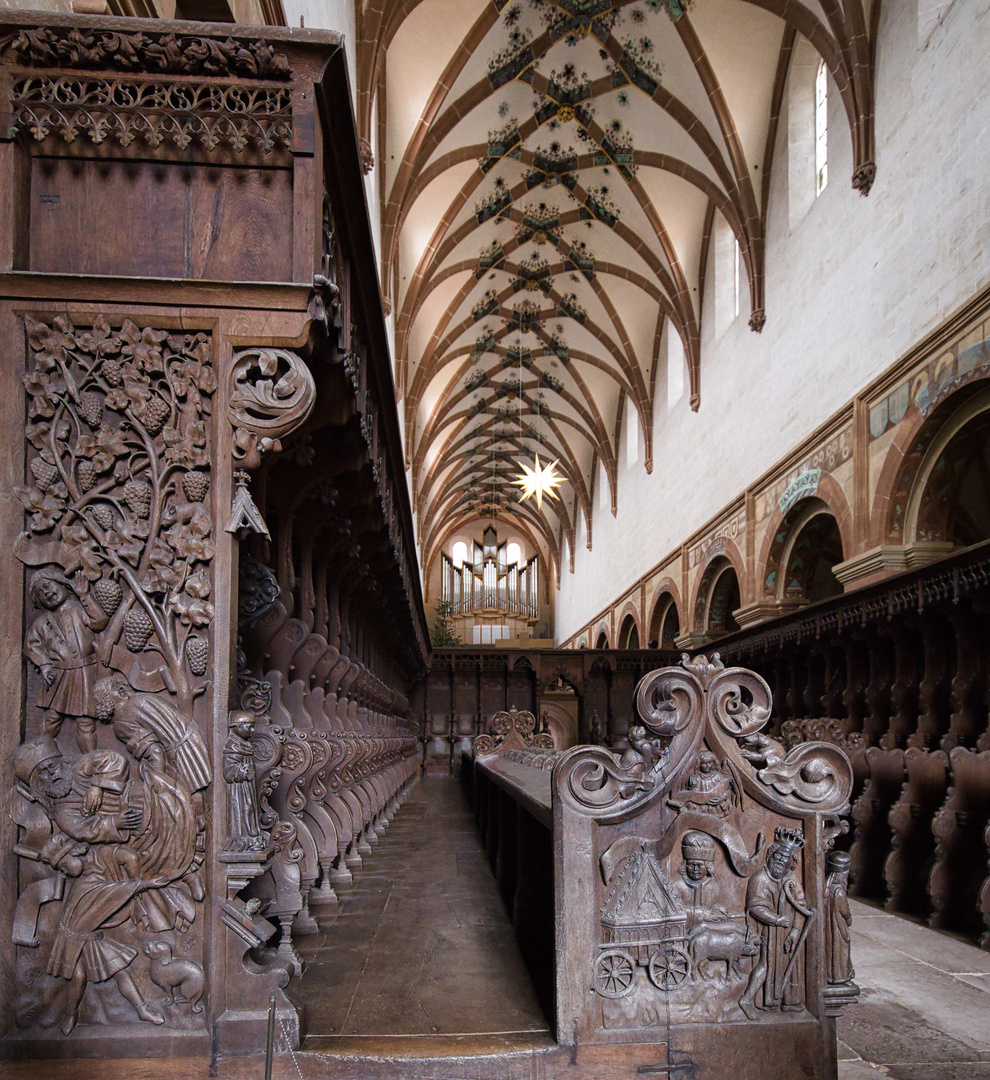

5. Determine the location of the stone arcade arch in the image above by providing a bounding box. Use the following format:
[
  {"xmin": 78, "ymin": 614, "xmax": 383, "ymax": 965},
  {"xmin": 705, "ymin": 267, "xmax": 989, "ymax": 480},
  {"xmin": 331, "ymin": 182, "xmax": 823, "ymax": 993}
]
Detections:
[
  {"xmin": 761, "ymin": 497, "xmax": 846, "ymax": 610},
  {"xmin": 618, "ymin": 609, "xmax": 640, "ymax": 649},
  {"xmin": 696, "ymin": 557, "xmax": 742, "ymax": 639}
]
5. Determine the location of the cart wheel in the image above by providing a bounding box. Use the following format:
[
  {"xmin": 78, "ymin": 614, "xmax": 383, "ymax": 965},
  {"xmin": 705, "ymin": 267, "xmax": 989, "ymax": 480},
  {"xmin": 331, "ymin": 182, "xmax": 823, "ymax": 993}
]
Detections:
[
  {"xmin": 648, "ymin": 944, "xmax": 691, "ymax": 990},
  {"xmin": 595, "ymin": 949, "xmax": 636, "ymax": 998}
]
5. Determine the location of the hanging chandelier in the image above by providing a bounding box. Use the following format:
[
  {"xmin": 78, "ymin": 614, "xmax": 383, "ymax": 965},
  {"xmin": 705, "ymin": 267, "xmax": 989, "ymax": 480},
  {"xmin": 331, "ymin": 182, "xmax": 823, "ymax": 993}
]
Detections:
[{"xmin": 512, "ymin": 453, "xmax": 564, "ymax": 511}]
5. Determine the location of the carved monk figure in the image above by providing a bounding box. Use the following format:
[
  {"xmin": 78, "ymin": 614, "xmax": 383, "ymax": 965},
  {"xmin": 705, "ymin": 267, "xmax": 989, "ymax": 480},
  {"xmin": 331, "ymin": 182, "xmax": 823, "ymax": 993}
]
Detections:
[
  {"xmin": 13, "ymin": 736, "xmax": 167, "ymax": 1035},
  {"xmin": 669, "ymin": 750, "xmax": 736, "ymax": 817},
  {"xmin": 824, "ymin": 850, "xmax": 854, "ymax": 985},
  {"xmin": 670, "ymin": 831, "xmax": 727, "ymax": 929},
  {"xmin": 739, "ymin": 827, "xmax": 811, "ymax": 1019},
  {"xmin": 94, "ymin": 675, "xmax": 211, "ymax": 793},
  {"xmin": 222, "ymin": 710, "xmax": 269, "ymax": 852},
  {"xmin": 24, "ymin": 569, "xmax": 108, "ymax": 753}
]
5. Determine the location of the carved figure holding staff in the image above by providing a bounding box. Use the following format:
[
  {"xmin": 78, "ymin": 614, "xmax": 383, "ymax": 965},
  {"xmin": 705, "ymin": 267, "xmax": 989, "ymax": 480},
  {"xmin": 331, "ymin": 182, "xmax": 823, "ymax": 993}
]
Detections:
[{"xmin": 739, "ymin": 827, "xmax": 813, "ymax": 1019}]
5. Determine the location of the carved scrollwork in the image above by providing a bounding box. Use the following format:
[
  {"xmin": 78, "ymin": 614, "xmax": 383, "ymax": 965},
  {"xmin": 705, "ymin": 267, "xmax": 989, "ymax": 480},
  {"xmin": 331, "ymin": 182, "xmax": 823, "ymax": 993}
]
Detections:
[
  {"xmin": 753, "ymin": 743, "xmax": 854, "ymax": 814},
  {"xmin": 635, "ymin": 666, "xmax": 702, "ymax": 738},
  {"xmin": 555, "ymin": 746, "xmax": 656, "ymax": 814},
  {"xmin": 238, "ymin": 556, "xmax": 280, "ymax": 625},
  {"xmin": 474, "ymin": 707, "xmax": 556, "ymax": 757},
  {"xmin": 5, "ymin": 26, "xmax": 292, "ymax": 79},
  {"xmin": 706, "ymin": 665, "xmax": 772, "ymax": 739},
  {"xmin": 227, "ymin": 348, "xmax": 316, "ymax": 470}
]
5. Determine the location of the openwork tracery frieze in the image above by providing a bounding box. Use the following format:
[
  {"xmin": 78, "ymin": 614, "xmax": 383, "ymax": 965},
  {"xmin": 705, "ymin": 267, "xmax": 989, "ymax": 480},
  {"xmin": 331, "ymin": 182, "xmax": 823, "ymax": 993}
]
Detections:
[{"xmin": 10, "ymin": 76, "xmax": 293, "ymax": 153}]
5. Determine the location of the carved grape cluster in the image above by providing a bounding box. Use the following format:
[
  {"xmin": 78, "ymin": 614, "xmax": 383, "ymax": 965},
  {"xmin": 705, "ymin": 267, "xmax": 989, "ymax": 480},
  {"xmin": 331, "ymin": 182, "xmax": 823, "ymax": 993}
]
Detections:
[{"xmin": 16, "ymin": 315, "xmax": 217, "ymax": 696}]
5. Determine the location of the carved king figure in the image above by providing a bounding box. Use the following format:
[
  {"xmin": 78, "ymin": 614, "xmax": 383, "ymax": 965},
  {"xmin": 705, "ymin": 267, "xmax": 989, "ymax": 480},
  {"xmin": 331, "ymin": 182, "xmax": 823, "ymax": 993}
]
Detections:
[{"xmin": 739, "ymin": 827, "xmax": 812, "ymax": 1018}]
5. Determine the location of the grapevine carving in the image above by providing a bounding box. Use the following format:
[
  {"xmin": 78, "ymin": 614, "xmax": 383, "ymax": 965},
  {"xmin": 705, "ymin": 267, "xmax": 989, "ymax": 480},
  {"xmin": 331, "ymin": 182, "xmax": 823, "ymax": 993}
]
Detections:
[{"xmin": 16, "ymin": 315, "xmax": 216, "ymax": 713}]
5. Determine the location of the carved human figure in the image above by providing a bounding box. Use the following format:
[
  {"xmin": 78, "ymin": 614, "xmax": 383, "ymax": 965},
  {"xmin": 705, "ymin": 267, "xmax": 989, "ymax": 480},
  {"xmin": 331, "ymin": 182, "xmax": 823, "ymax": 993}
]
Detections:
[
  {"xmin": 620, "ymin": 724, "xmax": 665, "ymax": 771},
  {"xmin": 94, "ymin": 675, "xmax": 208, "ymax": 922},
  {"xmin": 24, "ymin": 569, "xmax": 108, "ymax": 753},
  {"xmin": 670, "ymin": 831, "xmax": 727, "ymax": 930},
  {"xmin": 824, "ymin": 850, "xmax": 854, "ymax": 985},
  {"xmin": 222, "ymin": 710, "xmax": 269, "ymax": 852},
  {"xmin": 13, "ymin": 736, "xmax": 168, "ymax": 1035},
  {"xmin": 590, "ymin": 711, "xmax": 603, "ymax": 746},
  {"xmin": 669, "ymin": 750, "xmax": 736, "ymax": 817},
  {"xmin": 94, "ymin": 675, "xmax": 211, "ymax": 793},
  {"xmin": 739, "ymin": 827, "xmax": 812, "ymax": 1019}
]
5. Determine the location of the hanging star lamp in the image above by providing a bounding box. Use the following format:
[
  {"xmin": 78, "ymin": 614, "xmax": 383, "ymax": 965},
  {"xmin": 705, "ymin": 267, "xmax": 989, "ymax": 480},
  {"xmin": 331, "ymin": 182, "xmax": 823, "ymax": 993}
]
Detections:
[{"xmin": 512, "ymin": 453, "xmax": 564, "ymax": 511}]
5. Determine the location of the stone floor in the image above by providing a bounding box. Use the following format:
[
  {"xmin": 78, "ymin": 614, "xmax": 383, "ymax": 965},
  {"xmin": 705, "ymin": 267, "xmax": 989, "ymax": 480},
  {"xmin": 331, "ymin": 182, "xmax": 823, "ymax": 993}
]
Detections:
[
  {"xmin": 836, "ymin": 900, "xmax": 990, "ymax": 1079},
  {"xmin": 3, "ymin": 778, "xmax": 990, "ymax": 1078}
]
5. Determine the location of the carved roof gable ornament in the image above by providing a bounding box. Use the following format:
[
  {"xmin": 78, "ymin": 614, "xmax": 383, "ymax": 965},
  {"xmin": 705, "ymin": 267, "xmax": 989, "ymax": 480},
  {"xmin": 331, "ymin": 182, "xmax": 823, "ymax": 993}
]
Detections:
[
  {"xmin": 474, "ymin": 706, "xmax": 554, "ymax": 756},
  {"xmin": 225, "ymin": 470, "xmax": 269, "ymax": 539}
]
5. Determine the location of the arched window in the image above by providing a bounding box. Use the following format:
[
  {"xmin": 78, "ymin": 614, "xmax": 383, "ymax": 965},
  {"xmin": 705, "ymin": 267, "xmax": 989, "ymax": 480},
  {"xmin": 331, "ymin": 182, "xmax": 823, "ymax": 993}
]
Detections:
[
  {"xmin": 452, "ymin": 540, "xmax": 468, "ymax": 568},
  {"xmin": 505, "ymin": 542, "xmax": 522, "ymax": 567},
  {"xmin": 626, "ymin": 400, "xmax": 639, "ymax": 465},
  {"xmin": 815, "ymin": 59, "xmax": 828, "ymax": 195},
  {"xmin": 733, "ymin": 238, "xmax": 741, "ymax": 319}
]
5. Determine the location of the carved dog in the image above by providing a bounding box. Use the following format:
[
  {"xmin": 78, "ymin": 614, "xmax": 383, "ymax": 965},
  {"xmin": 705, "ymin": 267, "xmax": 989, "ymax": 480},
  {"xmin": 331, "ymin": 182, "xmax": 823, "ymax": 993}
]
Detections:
[
  {"xmin": 688, "ymin": 924, "xmax": 759, "ymax": 980},
  {"xmin": 144, "ymin": 941, "xmax": 205, "ymax": 1012}
]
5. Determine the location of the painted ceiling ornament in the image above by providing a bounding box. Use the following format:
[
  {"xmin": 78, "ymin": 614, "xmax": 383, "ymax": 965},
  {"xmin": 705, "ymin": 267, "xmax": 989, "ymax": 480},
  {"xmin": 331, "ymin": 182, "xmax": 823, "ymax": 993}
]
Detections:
[{"xmin": 512, "ymin": 453, "xmax": 564, "ymax": 510}]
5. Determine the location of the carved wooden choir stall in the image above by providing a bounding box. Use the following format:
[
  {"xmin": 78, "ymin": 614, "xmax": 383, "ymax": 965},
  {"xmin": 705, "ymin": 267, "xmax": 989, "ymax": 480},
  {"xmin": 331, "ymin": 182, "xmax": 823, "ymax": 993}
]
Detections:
[
  {"xmin": 0, "ymin": 12, "xmax": 427, "ymax": 1060},
  {"xmin": 713, "ymin": 540, "xmax": 990, "ymax": 950},
  {"xmin": 465, "ymin": 656, "xmax": 857, "ymax": 1078}
]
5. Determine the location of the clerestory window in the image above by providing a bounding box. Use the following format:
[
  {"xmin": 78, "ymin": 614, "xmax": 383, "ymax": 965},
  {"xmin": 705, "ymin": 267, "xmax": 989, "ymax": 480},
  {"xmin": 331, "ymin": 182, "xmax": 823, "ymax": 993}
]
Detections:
[{"xmin": 815, "ymin": 59, "xmax": 828, "ymax": 195}]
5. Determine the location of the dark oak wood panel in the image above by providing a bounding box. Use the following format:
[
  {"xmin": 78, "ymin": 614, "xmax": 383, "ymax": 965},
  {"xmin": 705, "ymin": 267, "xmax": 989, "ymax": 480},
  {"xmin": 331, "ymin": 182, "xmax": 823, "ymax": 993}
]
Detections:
[{"xmin": 30, "ymin": 157, "xmax": 292, "ymax": 281}]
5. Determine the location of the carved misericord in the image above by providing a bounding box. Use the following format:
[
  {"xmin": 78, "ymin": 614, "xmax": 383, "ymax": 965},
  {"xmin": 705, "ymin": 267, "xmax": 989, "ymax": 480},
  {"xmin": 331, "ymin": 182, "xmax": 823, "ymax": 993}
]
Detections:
[
  {"xmin": 474, "ymin": 706, "xmax": 555, "ymax": 756},
  {"xmin": 4, "ymin": 26, "xmax": 292, "ymax": 79},
  {"xmin": 10, "ymin": 77, "xmax": 292, "ymax": 154},
  {"xmin": 555, "ymin": 654, "xmax": 856, "ymax": 1034},
  {"xmin": 227, "ymin": 347, "xmax": 317, "ymax": 470},
  {"xmin": 12, "ymin": 315, "xmax": 215, "ymax": 1036}
]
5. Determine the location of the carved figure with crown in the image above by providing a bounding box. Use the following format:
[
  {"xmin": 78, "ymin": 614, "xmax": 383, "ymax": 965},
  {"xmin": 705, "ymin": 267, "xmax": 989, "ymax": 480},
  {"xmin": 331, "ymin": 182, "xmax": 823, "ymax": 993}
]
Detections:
[{"xmin": 738, "ymin": 826, "xmax": 813, "ymax": 1018}]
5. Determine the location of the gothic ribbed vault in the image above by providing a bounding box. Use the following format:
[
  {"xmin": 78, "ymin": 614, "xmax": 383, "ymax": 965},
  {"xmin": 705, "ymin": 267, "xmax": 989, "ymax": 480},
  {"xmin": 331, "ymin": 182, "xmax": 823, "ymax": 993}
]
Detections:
[{"xmin": 357, "ymin": 0, "xmax": 877, "ymax": 583}]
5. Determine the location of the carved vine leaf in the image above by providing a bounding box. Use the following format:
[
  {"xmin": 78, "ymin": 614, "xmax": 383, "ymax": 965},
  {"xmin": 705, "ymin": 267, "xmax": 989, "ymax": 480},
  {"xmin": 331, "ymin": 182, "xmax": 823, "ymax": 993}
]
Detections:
[
  {"xmin": 18, "ymin": 315, "xmax": 216, "ymax": 708},
  {"xmin": 6, "ymin": 27, "xmax": 292, "ymax": 79}
]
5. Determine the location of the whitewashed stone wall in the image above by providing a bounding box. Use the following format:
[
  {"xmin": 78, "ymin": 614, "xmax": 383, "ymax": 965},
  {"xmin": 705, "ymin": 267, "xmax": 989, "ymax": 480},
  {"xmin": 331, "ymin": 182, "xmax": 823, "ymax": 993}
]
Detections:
[{"xmin": 557, "ymin": 0, "xmax": 990, "ymax": 642}]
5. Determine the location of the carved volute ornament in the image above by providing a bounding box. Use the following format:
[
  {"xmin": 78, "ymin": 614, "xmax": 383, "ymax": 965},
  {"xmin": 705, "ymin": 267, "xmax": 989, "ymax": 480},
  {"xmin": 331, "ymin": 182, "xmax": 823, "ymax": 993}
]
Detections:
[
  {"xmin": 553, "ymin": 654, "xmax": 856, "ymax": 1043},
  {"xmin": 227, "ymin": 347, "xmax": 317, "ymax": 470}
]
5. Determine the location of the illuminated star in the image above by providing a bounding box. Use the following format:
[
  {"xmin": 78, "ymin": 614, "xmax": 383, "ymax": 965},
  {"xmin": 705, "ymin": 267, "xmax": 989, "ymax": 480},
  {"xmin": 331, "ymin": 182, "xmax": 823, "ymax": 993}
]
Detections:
[{"xmin": 512, "ymin": 454, "xmax": 564, "ymax": 510}]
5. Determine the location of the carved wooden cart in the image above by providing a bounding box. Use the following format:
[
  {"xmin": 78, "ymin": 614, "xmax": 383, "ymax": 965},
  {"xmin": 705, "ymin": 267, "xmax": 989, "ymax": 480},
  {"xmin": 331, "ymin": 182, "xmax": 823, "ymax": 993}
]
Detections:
[{"xmin": 595, "ymin": 910, "xmax": 693, "ymax": 996}]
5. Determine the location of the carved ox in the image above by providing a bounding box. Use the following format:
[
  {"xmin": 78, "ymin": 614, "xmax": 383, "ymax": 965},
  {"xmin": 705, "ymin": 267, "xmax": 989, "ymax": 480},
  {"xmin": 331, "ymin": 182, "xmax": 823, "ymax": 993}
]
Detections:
[{"xmin": 688, "ymin": 923, "xmax": 759, "ymax": 981}]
